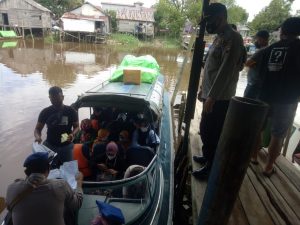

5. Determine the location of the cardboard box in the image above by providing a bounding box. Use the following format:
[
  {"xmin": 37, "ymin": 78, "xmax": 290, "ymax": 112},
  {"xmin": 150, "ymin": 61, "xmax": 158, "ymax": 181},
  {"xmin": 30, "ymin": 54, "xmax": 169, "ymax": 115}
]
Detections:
[{"xmin": 123, "ymin": 69, "xmax": 141, "ymax": 85}]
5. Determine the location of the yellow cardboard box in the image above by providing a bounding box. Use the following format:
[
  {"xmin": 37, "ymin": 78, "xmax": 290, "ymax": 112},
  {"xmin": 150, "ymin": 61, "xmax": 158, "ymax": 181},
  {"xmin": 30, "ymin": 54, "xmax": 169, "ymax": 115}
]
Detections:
[{"xmin": 123, "ymin": 69, "xmax": 141, "ymax": 85}]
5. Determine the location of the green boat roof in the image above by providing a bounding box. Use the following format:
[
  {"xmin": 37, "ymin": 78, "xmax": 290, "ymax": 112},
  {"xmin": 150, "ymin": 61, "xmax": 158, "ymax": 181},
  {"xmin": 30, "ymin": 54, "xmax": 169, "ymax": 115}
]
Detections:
[{"xmin": 73, "ymin": 75, "xmax": 164, "ymax": 117}]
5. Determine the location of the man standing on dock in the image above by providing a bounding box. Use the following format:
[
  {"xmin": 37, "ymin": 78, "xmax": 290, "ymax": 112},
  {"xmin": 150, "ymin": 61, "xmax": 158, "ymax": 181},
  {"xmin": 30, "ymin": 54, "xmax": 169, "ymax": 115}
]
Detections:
[
  {"xmin": 244, "ymin": 30, "xmax": 270, "ymax": 99},
  {"xmin": 34, "ymin": 86, "xmax": 79, "ymax": 166},
  {"xmin": 253, "ymin": 17, "xmax": 300, "ymax": 177},
  {"xmin": 192, "ymin": 3, "xmax": 245, "ymax": 180}
]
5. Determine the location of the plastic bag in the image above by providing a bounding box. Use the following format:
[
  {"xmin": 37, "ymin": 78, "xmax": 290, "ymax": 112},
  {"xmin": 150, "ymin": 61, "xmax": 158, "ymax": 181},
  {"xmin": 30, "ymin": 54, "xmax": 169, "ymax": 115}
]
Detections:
[
  {"xmin": 32, "ymin": 142, "xmax": 57, "ymax": 160},
  {"xmin": 110, "ymin": 55, "xmax": 160, "ymax": 84}
]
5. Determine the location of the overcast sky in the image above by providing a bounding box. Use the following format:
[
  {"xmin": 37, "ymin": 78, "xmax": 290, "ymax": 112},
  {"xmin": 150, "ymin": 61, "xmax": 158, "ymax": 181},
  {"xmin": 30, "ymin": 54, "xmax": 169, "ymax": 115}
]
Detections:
[{"xmin": 89, "ymin": 0, "xmax": 300, "ymax": 21}]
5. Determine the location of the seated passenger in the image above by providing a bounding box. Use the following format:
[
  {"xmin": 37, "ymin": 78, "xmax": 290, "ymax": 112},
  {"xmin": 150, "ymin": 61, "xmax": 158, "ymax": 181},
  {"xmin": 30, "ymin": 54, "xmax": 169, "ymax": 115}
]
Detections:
[
  {"xmin": 93, "ymin": 141, "xmax": 125, "ymax": 181},
  {"xmin": 91, "ymin": 107, "xmax": 102, "ymax": 131},
  {"xmin": 122, "ymin": 165, "xmax": 146, "ymax": 198},
  {"xmin": 93, "ymin": 129, "xmax": 110, "ymax": 146},
  {"xmin": 118, "ymin": 130, "xmax": 131, "ymax": 154},
  {"xmin": 73, "ymin": 119, "xmax": 95, "ymax": 144},
  {"xmin": 131, "ymin": 118, "xmax": 160, "ymax": 152}
]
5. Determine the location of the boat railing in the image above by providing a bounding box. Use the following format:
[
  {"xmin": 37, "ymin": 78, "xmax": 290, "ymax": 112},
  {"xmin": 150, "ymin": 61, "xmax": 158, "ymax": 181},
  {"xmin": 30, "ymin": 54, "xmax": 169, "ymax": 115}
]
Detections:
[
  {"xmin": 85, "ymin": 79, "xmax": 111, "ymax": 93},
  {"xmin": 78, "ymin": 155, "xmax": 159, "ymax": 224}
]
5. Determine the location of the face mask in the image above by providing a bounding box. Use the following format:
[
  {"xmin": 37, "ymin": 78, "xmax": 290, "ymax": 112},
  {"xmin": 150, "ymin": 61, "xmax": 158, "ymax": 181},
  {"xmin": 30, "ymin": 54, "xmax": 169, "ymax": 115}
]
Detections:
[
  {"xmin": 140, "ymin": 127, "xmax": 148, "ymax": 133},
  {"xmin": 107, "ymin": 154, "xmax": 116, "ymax": 160},
  {"xmin": 206, "ymin": 18, "xmax": 220, "ymax": 34}
]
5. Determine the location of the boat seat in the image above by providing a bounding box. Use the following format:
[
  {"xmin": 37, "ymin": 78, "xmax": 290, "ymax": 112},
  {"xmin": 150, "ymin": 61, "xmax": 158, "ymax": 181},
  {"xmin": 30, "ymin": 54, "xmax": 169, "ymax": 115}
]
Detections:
[{"xmin": 126, "ymin": 147, "xmax": 155, "ymax": 167}]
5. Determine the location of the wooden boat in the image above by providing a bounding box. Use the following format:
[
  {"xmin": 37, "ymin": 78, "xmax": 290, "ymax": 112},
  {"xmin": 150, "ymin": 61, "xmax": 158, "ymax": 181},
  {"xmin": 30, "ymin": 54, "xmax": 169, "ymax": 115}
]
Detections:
[{"xmin": 72, "ymin": 74, "xmax": 174, "ymax": 225}]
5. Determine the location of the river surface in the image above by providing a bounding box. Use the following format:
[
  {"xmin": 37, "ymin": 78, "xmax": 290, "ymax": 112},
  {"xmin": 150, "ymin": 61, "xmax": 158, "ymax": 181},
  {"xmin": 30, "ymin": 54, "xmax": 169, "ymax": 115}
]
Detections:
[{"xmin": 0, "ymin": 39, "xmax": 299, "ymax": 197}]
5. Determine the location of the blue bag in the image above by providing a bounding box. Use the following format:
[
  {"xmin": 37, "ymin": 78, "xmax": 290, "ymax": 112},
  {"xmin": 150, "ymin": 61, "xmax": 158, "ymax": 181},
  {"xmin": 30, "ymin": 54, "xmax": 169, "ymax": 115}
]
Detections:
[{"xmin": 96, "ymin": 200, "xmax": 125, "ymax": 224}]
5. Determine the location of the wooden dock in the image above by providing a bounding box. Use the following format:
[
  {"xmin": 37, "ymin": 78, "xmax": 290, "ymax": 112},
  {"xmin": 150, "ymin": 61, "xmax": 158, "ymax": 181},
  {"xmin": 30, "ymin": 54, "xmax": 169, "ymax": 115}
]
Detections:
[{"xmin": 189, "ymin": 101, "xmax": 300, "ymax": 225}]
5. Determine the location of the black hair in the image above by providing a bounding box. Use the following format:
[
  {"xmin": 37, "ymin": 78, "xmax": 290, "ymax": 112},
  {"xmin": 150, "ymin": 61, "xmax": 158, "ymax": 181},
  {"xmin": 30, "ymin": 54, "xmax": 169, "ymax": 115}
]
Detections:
[
  {"xmin": 24, "ymin": 164, "xmax": 50, "ymax": 176},
  {"xmin": 49, "ymin": 86, "xmax": 63, "ymax": 95},
  {"xmin": 207, "ymin": 3, "xmax": 227, "ymax": 19},
  {"xmin": 281, "ymin": 17, "xmax": 300, "ymax": 36},
  {"xmin": 256, "ymin": 30, "xmax": 270, "ymax": 39}
]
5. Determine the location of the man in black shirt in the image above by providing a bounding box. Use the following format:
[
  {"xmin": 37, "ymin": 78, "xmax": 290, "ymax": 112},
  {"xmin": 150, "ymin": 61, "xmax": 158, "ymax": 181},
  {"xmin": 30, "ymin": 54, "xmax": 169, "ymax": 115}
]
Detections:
[
  {"xmin": 34, "ymin": 86, "xmax": 79, "ymax": 165},
  {"xmin": 254, "ymin": 17, "xmax": 300, "ymax": 177}
]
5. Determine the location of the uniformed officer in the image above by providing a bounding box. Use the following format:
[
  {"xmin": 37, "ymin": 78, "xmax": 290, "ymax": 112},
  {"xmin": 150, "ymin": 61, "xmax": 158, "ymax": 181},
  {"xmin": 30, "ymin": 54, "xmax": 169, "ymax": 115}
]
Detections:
[{"xmin": 193, "ymin": 3, "xmax": 245, "ymax": 180}]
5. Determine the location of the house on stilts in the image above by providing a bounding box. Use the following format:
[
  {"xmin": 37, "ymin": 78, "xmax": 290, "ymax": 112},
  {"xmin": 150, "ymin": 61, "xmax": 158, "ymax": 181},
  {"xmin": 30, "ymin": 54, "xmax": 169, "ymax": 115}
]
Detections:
[
  {"xmin": 61, "ymin": 2, "xmax": 110, "ymax": 43},
  {"xmin": 0, "ymin": 0, "xmax": 52, "ymax": 38}
]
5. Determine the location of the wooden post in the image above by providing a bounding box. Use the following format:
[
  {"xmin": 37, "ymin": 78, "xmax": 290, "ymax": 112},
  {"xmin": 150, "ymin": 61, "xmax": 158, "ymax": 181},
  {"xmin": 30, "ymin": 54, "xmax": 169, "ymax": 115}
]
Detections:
[{"xmin": 197, "ymin": 97, "xmax": 269, "ymax": 225}]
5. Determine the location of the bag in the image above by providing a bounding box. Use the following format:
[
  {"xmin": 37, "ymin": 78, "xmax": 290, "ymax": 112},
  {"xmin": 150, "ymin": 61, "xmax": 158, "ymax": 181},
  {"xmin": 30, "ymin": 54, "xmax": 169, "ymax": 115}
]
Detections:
[{"xmin": 95, "ymin": 201, "xmax": 125, "ymax": 224}]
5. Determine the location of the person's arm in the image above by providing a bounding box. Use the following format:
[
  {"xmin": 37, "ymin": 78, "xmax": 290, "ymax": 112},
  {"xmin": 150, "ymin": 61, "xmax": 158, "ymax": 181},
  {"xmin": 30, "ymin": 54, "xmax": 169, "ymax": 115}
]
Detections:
[
  {"xmin": 68, "ymin": 121, "xmax": 79, "ymax": 142},
  {"xmin": 34, "ymin": 122, "xmax": 45, "ymax": 144},
  {"xmin": 207, "ymin": 37, "xmax": 244, "ymax": 100},
  {"xmin": 34, "ymin": 110, "xmax": 47, "ymax": 143},
  {"xmin": 245, "ymin": 48, "xmax": 266, "ymax": 68},
  {"xmin": 68, "ymin": 109, "xmax": 79, "ymax": 142}
]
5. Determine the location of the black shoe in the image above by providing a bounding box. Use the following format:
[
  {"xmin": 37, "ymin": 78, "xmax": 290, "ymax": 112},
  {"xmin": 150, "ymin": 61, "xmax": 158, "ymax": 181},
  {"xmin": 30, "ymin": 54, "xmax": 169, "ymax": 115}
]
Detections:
[
  {"xmin": 192, "ymin": 165, "xmax": 210, "ymax": 180},
  {"xmin": 192, "ymin": 155, "xmax": 207, "ymax": 164}
]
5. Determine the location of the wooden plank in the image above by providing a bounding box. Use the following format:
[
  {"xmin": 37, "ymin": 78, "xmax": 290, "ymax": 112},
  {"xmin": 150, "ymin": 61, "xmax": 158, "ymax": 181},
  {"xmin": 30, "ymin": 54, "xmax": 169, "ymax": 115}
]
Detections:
[
  {"xmin": 257, "ymin": 150, "xmax": 300, "ymax": 220},
  {"xmin": 228, "ymin": 197, "xmax": 249, "ymax": 225},
  {"xmin": 250, "ymin": 164, "xmax": 300, "ymax": 224},
  {"xmin": 275, "ymin": 155, "xmax": 300, "ymax": 191},
  {"xmin": 239, "ymin": 173, "xmax": 274, "ymax": 225},
  {"xmin": 258, "ymin": 149, "xmax": 300, "ymax": 191},
  {"xmin": 247, "ymin": 168, "xmax": 286, "ymax": 225}
]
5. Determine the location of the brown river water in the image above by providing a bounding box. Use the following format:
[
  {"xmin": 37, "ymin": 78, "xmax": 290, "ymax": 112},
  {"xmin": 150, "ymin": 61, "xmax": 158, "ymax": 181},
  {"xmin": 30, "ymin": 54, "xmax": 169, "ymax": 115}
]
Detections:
[{"xmin": 1, "ymin": 39, "xmax": 298, "ymax": 197}]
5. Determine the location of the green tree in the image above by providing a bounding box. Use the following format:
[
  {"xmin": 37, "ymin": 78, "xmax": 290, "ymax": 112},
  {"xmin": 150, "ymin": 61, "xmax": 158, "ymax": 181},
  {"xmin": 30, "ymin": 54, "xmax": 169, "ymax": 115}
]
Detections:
[
  {"xmin": 154, "ymin": 0, "xmax": 185, "ymax": 38},
  {"xmin": 105, "ymin": 10, "xmax": 117, "ymax": 32},
  {"xmin": 219, "ymin": 0, "xmax": 248, "ymax": 24},
  {"xmin": 250, "ymin": 0, "xmax": 294, "ymax": 32},
  {"xmin": 37, "ymin": 0, "xmax": 83, "ymax": 18}
]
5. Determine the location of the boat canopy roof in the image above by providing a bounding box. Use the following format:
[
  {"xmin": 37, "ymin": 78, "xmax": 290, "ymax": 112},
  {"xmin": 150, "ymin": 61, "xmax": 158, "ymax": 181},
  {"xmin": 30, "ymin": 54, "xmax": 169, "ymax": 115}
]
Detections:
[{"xmin": 73, "ymin": 75, "xmax": 164, "ymax": 118}]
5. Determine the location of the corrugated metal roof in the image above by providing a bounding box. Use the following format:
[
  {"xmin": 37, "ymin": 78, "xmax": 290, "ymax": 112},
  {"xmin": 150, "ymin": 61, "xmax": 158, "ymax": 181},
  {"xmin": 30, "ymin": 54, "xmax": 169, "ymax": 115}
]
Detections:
[
  {"xmin": 61, "ymin": 12, "xmax": 107, "ymax": 21},
  {"xmin": 25, "ymin": 0, "xmax": 51, "ymax": 12},
  {"xmin": 116, "ymin": 8, "xmax": 154, "ymax": 22}
]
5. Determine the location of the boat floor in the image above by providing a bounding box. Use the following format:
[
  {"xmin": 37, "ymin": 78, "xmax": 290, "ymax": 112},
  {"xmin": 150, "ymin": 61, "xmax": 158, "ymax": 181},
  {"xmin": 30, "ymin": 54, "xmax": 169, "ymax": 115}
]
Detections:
[{"xmin": 189, "ymin": 101, "xmax": 300, "ymax": 225}]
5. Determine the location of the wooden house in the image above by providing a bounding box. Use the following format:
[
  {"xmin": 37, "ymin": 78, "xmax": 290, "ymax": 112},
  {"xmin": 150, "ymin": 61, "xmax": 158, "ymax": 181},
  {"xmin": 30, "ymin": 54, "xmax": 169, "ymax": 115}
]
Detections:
[
  {"xmin": 61, "ymin": 2, "xmax": 110, "ymax": 35},
  {"xmin": 101, "ymin": 2, "xmax": 155, "ymax": 37},
  {"xmin": 0, "ymin": 0, "xmax": 51, "ymax": 34}
]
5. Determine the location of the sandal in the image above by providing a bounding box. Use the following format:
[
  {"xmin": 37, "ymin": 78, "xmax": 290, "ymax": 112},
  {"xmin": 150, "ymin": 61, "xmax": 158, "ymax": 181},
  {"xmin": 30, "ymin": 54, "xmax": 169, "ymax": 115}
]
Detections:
[{"xmin": 263, "ymin": 167, "xmax": 276, "ymax": 178}]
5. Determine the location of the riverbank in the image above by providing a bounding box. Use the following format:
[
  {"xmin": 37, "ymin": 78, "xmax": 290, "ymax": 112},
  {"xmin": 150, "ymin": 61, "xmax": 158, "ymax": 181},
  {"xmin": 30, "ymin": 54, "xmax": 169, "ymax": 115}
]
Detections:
[{"xmin": 41, "ymin": 33, "xmax": 181, "ymax": 50}]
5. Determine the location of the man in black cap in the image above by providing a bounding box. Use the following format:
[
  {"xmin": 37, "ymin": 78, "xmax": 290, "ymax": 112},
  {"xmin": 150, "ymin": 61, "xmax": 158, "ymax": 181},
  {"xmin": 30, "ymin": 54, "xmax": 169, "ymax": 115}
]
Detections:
[
  {"xmin": 34, "ymin": 86, "xmax": 79, "ymax": 166},
  {"xmin": 193, "ymin": 3, "xmax": 245, "ymax": 180},
  {"xmin": 5, "ymin": 152, "xmax": 83, "ymax": 225},
  {"xmin": 244, "ymin": 30, "xmax": 270, "ymax": 99}
]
